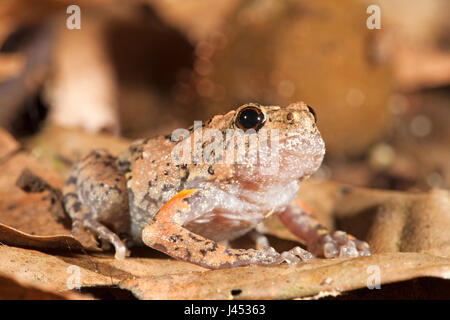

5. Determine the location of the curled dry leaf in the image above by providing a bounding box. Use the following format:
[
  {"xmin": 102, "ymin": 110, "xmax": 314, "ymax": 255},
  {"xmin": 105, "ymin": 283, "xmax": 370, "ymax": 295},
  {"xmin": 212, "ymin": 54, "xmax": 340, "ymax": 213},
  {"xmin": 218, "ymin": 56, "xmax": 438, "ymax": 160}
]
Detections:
[
  {"xmin": 0, "ymin": 246, "xmax": 116, "ymax": 292},
  {"xmin": 0, "ymin": 245, "xmax": 203, "ymax": 294},
  {"xmin": 0, "ymin": 222, "xmax": 82, "ymax": 250}
]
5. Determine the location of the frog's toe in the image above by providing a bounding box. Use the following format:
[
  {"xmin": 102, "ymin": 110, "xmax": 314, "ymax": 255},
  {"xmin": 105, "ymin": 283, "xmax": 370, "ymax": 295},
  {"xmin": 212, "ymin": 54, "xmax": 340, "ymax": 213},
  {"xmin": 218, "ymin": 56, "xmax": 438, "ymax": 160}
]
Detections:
[
  {"xmin": 113, "ymin": 242, "xmax": 130, "ymax": 260},
  {"xmin": 71, "ymin": 220, "xmax": 82, "ymax": 237},
  {"xmin": 353, "ymin": 238, "xmax": 371, "ymax": 257},
  {"xmin": 281, "ymin": 246, "xmax": 313, "ymax": 265},
  {"xmin": 246, "ymin": 247, "xmax": 282, "ymax": 265},
  {"xmin": 309, "ymin": 231, "xmax": 370, "ymax": 258}
]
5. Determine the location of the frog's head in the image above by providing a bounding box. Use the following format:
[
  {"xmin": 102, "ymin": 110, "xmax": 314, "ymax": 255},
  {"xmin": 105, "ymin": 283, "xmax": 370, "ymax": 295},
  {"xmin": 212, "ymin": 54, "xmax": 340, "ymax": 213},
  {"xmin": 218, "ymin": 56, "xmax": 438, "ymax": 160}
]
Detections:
[{"xmin": 225, "ymin": 102, "xmax": 325, "ymax": 184}]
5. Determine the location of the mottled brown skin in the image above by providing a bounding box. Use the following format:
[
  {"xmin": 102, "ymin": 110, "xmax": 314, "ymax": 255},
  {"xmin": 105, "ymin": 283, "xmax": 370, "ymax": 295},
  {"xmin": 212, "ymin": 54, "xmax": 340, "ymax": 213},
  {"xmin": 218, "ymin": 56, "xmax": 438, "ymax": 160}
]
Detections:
[{"xmin": 63, "ymin": 102, "xmax": 370, "ymax": 268}]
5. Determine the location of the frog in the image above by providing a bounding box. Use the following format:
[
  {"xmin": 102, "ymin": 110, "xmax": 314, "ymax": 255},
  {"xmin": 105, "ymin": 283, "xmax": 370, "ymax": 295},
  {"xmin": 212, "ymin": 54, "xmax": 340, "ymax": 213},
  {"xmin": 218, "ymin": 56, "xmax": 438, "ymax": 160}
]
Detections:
[{"xmin": 63, "ymin": 102, "xmax": 370, "ymax": 269}]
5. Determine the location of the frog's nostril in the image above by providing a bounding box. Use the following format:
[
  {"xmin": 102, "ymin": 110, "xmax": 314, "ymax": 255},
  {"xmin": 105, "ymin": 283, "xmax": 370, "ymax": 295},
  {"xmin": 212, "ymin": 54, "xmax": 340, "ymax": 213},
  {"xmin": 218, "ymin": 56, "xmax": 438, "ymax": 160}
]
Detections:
[{"xmin": 287, "ymin": 112, "xmax": 294, "ymax": 122}]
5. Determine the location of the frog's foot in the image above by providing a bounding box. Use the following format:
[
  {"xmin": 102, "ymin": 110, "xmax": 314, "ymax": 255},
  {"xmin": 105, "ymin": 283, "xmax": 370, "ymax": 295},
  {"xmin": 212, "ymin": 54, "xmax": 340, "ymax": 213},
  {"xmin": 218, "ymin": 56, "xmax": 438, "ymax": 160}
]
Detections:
[
  {"xmin": 308, "ymin": 231, "xmax": 370, "ymax": 258},
  {"xmin": 249, "ymin": 230, "xmax": 313, "ymax": 265},
  {"xmin": 234, "ymin": 246, "xmax": 312, "ymax": 266},
  {"xmin": 238, "ymin": 247, "xmax": 283, "ymax": 266},
  {"xmin": 280, "ymin": 246, "xmax": 313, "ymax": 265},
  {"xmin": 83, "ymin": 218, "xmax": 130, "ymax": 259},
  {"xmin": 70, "ymin": 217, "xmax": 129, "ymax": 259},
  {"xmin": 279, "ymin": 200, "xmax": 371, "ymax": 259}
]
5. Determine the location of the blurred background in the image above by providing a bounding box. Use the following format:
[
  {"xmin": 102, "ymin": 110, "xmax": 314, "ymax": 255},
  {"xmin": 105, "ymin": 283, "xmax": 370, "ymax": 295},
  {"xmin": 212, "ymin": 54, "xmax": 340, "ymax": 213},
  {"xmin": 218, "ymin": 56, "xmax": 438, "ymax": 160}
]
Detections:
[{"xmin": 0, "ymin": 0, "xmax": 449, "ymax": 192}]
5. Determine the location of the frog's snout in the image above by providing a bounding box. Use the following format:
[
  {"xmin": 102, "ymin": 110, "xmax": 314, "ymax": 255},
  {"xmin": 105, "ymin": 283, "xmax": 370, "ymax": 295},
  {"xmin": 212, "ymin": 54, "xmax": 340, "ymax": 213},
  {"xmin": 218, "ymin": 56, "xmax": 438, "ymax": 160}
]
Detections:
[{"xmin": 277, "ymin": 130, "xmax": 325, "ymax": 181}]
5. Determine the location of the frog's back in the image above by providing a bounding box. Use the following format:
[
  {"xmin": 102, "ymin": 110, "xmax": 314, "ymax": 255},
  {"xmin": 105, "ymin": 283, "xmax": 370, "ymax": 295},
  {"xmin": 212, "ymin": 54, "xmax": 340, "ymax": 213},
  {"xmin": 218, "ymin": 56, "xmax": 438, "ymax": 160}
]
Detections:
[{"xmin": 118, "ymin": 136, "xmax": 188, "ymax": 241}]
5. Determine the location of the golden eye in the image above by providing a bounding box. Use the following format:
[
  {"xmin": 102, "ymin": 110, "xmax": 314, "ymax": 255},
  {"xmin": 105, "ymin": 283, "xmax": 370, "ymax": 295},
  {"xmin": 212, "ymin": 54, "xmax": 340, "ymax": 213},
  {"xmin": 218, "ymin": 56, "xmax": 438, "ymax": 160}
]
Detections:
[{"xmin": 235, "ymin": 106, "xmax": 266, "ymax": 131}]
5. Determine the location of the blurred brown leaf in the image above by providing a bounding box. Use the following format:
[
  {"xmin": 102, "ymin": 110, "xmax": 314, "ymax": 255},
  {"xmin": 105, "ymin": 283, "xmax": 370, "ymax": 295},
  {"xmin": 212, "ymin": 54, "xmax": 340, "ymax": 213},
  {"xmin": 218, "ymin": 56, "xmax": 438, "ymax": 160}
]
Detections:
[
  {"xmin": 0, "ymin": 125, "xmax": 20, "ymax": 159},
  {"xmin": 189, "ymin": 0, "xmax": 393, "ymax": 156}
]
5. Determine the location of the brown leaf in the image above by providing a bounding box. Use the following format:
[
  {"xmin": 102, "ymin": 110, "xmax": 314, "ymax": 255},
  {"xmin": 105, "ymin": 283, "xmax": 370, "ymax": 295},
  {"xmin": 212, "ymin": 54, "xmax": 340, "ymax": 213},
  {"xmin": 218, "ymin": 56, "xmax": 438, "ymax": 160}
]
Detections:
[
  {"xmin": 0, "ymin": 271, "xmax": 91, "ymax": 300},
  {"xmin": 0, "ymin": 153, "xmax": 68, "ymax": 236},
  {"xmin": 119, "ymin": 253, "xmax": 450, "ymax": 299},
  {"xmin": 0, "ymin": 246, "xmax": 115, "ymax": 291},
  {"xmin": 0, "ymin": 223, "xmax": 83, "ymax": 250},
  {"xmin": 0, "ymin": 245, "xmax": 203, "ymax": 293},
  {"xmin": 0, "ymin": 133, "xmax": 99, "ymax": 249}
]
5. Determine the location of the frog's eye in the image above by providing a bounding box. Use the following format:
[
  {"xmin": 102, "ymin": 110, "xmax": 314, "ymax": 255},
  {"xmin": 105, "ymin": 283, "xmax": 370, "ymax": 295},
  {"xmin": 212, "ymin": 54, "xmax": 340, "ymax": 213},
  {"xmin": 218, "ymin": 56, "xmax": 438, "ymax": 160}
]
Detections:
[
  {"xmin": 307, "ymin": 105, "xmax": 317, "ymax": 123},
  {"xmin": 235, "ymin": 106, "xmax": 266, "ymax": 131}
]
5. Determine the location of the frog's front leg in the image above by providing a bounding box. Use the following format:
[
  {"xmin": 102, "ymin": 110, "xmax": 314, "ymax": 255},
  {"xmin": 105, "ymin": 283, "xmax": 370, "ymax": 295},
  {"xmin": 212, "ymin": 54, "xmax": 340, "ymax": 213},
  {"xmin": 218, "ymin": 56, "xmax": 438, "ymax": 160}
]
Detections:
[
  {"xmin": 279, "ymin": 200, "xmax": 371, "ymax": 258},
  {"xmin": 142, "ymin": 190, "xmax": 311, "ymax": 269},
  {"xmin": 63, "ymin": 149, "xmax": 130, "ymax": 259}
]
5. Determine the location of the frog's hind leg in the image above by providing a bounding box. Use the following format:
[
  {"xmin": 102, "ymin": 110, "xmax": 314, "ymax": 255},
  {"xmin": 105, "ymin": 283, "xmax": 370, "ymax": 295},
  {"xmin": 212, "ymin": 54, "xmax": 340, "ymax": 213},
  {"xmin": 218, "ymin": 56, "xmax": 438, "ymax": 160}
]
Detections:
[
  {"xmin": 279, "ymin": 200, "xmax": 370, "ymax": 258},
  {"xmin": 63, "ymin": 149, "xmax": 130, "ymax": 259}
]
